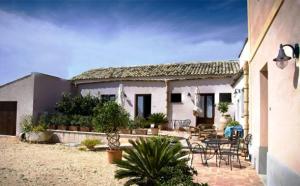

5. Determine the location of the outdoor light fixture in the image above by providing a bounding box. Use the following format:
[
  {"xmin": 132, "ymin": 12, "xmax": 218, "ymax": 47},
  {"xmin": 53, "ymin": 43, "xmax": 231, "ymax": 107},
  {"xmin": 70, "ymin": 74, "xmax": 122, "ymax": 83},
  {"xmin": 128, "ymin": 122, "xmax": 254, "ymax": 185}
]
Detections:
[
  {"xmin": 273, "ymin": 43, "xmax": 299, "ymax": 69},
  {"xmin": 187, "ymin": 92, "xmax": 191, "ymax": 97}
]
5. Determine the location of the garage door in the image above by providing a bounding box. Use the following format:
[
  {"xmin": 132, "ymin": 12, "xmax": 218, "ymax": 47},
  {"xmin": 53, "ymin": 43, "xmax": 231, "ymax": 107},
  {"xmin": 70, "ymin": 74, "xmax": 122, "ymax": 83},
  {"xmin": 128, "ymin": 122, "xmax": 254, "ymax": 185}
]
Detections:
[{"xmin": 0, "ymin": 102, "xmax": 17, "ymax": 135}]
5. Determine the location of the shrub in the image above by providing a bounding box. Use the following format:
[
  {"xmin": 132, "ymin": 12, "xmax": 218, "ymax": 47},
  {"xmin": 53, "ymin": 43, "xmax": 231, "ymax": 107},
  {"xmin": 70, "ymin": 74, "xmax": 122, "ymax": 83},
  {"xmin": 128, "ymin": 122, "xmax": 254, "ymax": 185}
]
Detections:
[
  {"xmin": 32, "ymin": 125, "xmax": 47, "ymax": 132},
  {"xmin": 81, "ymin": 139, "xmax": 102, "ymax": 150},
  {"xmin": 21, "ymin": 115, "xmax": 47, "ymax": 133},
  {"xmin": 115, "ymin": 137, "xmax": 201, "ymax": 185},
  {"xmin": 79, "ymin": 116, "xmax": 92, "ymax": 128},
  {"xmin": 21, "ymin": 115, "xmax": 34, "ymax": 133},
  {"xmin": 70, "ymin": 115, "xmax": 82, "ymax": 126},
  {"xmin": 148, "ymin": 113, "xmax": 168, "ymax": 128},
  {"xmin": 50, "ymin": 114, "xmax": 70, "ymax": 126},
  {"xmin": 55, "ymin": 93, "xmax": 101, "ymax": 116},
  {"xmin": 93, "ymin": 101, "xmax": 130, "ymax": 150},
  {"xmin": 38, "ymin": 113, "xmax": 51, "ymax": 126},
  {"xmin": 133, "ymin": 116, "xmax": 148, "ymax": 129},
  {"xmin": 227, "ymin": 120, "xmax": 240, "ymax": 127},
  {"xmin": 217, "ymin": 102, "xmax": 229, "ymax": 115}
]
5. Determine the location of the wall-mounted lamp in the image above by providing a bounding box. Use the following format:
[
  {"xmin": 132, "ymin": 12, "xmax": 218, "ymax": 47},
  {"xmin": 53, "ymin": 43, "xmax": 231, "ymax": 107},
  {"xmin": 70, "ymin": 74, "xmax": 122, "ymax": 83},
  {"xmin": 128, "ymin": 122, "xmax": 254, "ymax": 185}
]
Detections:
[
  {"xmin": 187, "ymin": 92, "xmax": 191, "ymax": 97},
  {"xmin": 123, "ymin": 93, "xmax": 127, "ymax": 98},
  {"xmin": 234, "ymin": 89, "xmax": 241, "ymax": 95},
  {"xmin": 273, "ymin": 44, "xmax": 299, "ymax": 69}
]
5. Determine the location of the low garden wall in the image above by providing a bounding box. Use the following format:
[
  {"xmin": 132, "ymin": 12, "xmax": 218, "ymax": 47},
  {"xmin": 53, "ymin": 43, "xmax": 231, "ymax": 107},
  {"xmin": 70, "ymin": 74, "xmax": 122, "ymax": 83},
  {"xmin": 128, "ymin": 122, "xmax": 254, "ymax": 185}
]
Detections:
[{"xmin": 49, "ymin": 129, "xmax": 151, "ymax": 144}]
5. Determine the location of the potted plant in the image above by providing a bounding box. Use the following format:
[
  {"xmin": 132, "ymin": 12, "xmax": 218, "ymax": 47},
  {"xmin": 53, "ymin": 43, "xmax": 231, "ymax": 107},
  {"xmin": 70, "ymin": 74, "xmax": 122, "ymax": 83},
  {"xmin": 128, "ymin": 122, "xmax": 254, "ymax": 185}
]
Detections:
[
  {"xmin": 148, "ymin": 113, "xmax": 168, "ymax": 135},
  {"xmin": 79, "ymin": 116, "xmax": 92, "ymax": 132},
  {"xmin": 217, "ymin": 102, "xmax": 231, "ymax": 131},
  {"xmin": 93, "ymin": 101, "xmax": 130, "ymax": 164},
  {"xmin": 119, "ymin": 120, "xmax": 133, "ymax": 134},
  {"xmin": 81, "ymin": 138, "xmax": 101, "ymax": 151},
  {"xmin": 55, "ymin": 114, "xmax": 69, "ymax": 130},
  {"xmin": 132, "ymin": 116, "xmax": 148, "ymax": 135},
  {"xmin": 69, "ymin": 115, "xmax": 80, "ymax": 131},
  {"xmin": 39, "ymin": 113, "xmax": 54, "ymax": 129},
  {"xmin": 21, "ymin": 115, "xmax": 53, "ymax": 143}
]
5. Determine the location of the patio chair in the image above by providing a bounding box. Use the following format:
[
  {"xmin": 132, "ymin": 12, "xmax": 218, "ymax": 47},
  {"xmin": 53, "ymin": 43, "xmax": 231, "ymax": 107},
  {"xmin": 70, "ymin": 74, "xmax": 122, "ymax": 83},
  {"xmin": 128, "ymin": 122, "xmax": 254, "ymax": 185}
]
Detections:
[
  {"xmin": 173, "ymin": 119, "xmax": 191, "ymax": 131},
  {"xmin": 241, "ymin": 134, "xmax": 252, "ymax": 160},
  {"xmin": 219, "ymin": 138, "xmax": 242, "ymax": 170},
  {"xmin": 185, "ymin": 138, "xmax": 206, "ymax": 166}
]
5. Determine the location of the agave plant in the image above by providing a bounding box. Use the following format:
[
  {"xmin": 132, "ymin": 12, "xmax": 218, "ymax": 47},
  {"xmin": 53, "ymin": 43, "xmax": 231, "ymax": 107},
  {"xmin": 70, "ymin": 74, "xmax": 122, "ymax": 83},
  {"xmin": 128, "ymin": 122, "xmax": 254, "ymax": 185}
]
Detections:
[{"xmin": 115, "ymin": 137, "xmax": 196, "ymax": 185}]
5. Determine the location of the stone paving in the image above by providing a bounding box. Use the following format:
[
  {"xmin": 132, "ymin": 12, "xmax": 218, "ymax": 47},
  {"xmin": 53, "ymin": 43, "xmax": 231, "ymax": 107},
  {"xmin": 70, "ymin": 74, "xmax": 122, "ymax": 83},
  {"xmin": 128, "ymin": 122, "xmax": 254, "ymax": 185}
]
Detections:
[
  {"xmin": 159, "ymin": 131, "xmax": 264, "ymax": 186},
  {"xmin": 192, "ymin": 147, "xmax": 264, "ymax": 186}
]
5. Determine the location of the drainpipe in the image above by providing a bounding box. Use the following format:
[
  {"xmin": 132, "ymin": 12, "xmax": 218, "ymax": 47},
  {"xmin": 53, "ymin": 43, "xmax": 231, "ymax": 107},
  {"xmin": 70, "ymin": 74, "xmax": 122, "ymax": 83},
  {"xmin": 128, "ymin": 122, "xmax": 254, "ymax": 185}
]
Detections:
[
  {"xmin": 243, "ymin": 61, "xmax": 250, "ymax": 135},
  {"xmin": 164, "ymin": 79, "xmax": 170, "ymax": 129}
]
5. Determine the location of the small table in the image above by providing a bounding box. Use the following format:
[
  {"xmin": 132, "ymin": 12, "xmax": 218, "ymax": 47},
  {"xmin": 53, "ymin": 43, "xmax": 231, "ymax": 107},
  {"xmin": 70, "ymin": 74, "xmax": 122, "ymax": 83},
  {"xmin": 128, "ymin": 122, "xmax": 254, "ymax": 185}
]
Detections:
[{"xmin": 201, "ymin": 138, "xmax": 231, "ymax": 165}]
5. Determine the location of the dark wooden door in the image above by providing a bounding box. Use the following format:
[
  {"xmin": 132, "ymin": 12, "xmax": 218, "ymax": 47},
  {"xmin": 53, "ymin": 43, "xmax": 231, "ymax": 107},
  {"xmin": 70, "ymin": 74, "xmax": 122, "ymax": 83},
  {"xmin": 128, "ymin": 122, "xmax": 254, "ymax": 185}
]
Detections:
[
  {"xmin": 196, "ymin": 94, "xmax": 215, "ymax": 125},
  {"xmin": 135, "ymin": 94, "xmax": 151, "ymax": 118},
  {"xmin": 0, "ymin": 102, "xmax": 17, "ymax": 135}
]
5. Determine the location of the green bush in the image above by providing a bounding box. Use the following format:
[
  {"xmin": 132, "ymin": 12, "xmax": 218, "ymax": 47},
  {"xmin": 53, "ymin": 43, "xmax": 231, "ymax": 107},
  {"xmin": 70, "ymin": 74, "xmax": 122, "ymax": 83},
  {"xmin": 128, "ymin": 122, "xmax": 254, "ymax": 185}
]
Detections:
[
  {"xmin": 217, "ymin": 102, "xmax": 229, "ymax": 114},
  {"xmin": 227, "ymin": 120, "xmax": 240, "ymax": 127},
  {"xmin": 133, "ymin": 116, "xmax": 149, "ymax": 129},
  {"xmin": 21, "ymin": 115, "xmax": 47, "ymax": 133},
  {"xmin": 115, "ymin": 137, "xmax": 202, "ymax": 186},
  {"xmin": 79, "ymin": 116, "xmax": 92, "ymax": 127},
  {"xmin": 148, "ymin": 113, "xmax": 168, "ymax": 128},
  {"xmin": 32, "ymin": 125, "xmax": 47, "ymax": 132},
  {"xmin": 93, "ymin": 101, "xmax": 130, "ymax": 133},
  {"xmin": 93, "ymin": 101, "xmax": 130, "ymax": 150},
  {"xmin": 55, "ymin": 93, "xmax": 101, "ymax": 116},
  {"xmin": 38, "ymin": 113, "xmax": 51, "ymax": 126},
  {"xmin": 50, "ymin": 114, "xmax": 70, "ymax": 126},
  {"xmin": 21, "ymin": 115, "xmax": 34, "ymax": 133},
  {"xmin": 70, "ymin": 115, "xmax": 81, "ymax": 126},
  {"xmin": 81, "ymin": 139, "xmax": 101, "ymax": 150}
]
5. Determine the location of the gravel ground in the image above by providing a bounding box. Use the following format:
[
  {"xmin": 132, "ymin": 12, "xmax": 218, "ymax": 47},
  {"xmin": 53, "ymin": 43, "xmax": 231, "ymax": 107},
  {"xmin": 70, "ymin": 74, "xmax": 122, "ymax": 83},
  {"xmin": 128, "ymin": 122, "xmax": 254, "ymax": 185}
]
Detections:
[{"xmin": 0, "ymin": 139, "xmax": 125, "ymax": 186}]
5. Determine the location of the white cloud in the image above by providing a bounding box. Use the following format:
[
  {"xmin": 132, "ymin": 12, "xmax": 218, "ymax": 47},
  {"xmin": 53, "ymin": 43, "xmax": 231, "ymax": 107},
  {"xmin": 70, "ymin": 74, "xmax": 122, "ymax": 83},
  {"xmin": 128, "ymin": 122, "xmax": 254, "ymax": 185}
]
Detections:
[{"xmin": 0, "ymin": 10, "xmax": 243, "ymax": 85}]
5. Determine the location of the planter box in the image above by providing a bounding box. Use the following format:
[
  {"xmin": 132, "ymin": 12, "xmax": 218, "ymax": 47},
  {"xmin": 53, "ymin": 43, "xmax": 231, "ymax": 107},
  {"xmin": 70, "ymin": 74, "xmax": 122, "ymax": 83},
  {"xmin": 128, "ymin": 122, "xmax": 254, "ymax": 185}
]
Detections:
[
  {"xmin": 57, "ymin": 125, "xmax": 68, "ymax": 130},
  {"xmin": 151, "ymin": 128, "xmax": 159, "ymax": 135},
  {"xmin": 69, "ymin": 126, "xmax": 79, "ymax": 131},
  {"xmin": 120, "ymin": 129, "xmax": 132, "ymax": 134},
  {"xmin": 133, "ymin": 129, "xmax": 148, "ymax": 135},
  {"xmin": 25, "ymin": 131, "xmax": 53, "ymax": 143},
  {"xmin": 80, "ymin": 127, "xmax": 90, "ymax": 132}
]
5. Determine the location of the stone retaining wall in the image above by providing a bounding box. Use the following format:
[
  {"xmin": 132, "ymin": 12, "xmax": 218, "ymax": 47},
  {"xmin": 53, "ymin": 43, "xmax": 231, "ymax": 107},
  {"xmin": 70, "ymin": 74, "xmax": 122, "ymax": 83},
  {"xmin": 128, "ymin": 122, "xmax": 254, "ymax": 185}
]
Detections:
[{"xmin": 49, "ymin": 129, "xmax": 150, "ymax": 144}]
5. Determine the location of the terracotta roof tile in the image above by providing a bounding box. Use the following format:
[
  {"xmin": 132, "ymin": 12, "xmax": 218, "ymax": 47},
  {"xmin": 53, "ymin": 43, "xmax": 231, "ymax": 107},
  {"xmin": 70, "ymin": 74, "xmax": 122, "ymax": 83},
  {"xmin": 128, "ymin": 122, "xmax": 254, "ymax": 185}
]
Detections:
[{"xmin": 72, "ymin": 60, "xmax": 239, "ymax": 81}]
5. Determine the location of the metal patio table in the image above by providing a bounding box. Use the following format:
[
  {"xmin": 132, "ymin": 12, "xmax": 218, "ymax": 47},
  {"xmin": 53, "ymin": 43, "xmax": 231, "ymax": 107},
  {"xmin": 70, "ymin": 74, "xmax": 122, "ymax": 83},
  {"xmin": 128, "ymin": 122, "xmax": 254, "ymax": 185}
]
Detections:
[{"xmin": 201, "ymin": 138, "xmax": 232, "ymax": 165}]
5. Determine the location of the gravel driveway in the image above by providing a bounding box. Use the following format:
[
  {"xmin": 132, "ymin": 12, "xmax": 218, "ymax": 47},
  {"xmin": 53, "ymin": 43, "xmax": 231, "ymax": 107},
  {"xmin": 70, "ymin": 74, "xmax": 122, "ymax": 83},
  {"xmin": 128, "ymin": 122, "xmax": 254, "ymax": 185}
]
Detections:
[{"xmin": 0, "ymin": 138, "xmax": 125, "ymax": 186}]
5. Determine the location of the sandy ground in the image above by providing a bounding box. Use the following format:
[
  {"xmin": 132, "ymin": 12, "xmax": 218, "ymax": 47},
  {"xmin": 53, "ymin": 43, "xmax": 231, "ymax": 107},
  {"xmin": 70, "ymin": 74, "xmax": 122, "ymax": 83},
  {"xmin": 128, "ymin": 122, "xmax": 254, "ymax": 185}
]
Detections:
[{"xmin": 0, "ymin": 139, "xmax": 125, "ymax": 186}]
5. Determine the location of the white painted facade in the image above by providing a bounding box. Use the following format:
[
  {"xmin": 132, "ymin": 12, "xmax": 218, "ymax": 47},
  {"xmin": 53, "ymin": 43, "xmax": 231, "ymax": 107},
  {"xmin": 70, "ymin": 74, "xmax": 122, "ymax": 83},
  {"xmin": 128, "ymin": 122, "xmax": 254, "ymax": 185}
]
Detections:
[{"xmin": 77, "ymin": 78, "xmax": 235, "ymax": 128}]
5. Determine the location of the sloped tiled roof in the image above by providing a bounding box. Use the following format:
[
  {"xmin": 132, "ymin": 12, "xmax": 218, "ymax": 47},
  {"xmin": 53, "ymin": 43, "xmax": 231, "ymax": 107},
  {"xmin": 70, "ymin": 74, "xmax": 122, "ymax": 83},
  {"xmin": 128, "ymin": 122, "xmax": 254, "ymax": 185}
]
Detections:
[{"xmin": 73, "ymin": 61, "xmax": 239, "ymax": 81}]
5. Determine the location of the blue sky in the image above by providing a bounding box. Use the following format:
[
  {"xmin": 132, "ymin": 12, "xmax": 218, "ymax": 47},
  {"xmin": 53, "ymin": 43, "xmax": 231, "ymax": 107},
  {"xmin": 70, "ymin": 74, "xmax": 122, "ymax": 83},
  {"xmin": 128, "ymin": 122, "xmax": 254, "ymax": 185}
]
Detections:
[{"xmin": 0, "ymin": 0, "xmax": 247, "ymax": 85}]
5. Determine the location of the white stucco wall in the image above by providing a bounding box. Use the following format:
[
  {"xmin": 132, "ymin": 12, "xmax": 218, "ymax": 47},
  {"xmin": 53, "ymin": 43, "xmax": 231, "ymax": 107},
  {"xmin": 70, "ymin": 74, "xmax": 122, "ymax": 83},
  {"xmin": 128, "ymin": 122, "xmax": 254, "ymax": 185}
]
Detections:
[
  {"xmin": 78, "ymin": 81, "xmax": 167, "ymax": 119},
  {"xmin": 78, "ymin": 78, "xmax": 235, "ymax": 128},
  {"xmin": 169, "ymin": 78, "xmax": 234, "ymax": 128},
  {"xmin": 232, "ymin": 77, "xmax": 245, "ymax": 127}
]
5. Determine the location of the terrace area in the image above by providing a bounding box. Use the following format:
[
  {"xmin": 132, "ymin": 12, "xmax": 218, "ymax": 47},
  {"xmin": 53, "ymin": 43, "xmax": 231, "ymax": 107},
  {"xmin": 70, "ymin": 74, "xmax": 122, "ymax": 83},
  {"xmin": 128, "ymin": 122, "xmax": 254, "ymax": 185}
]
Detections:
[{"xmin": 0, "ymin": 133, "xmax": 263, "ymax": 186}]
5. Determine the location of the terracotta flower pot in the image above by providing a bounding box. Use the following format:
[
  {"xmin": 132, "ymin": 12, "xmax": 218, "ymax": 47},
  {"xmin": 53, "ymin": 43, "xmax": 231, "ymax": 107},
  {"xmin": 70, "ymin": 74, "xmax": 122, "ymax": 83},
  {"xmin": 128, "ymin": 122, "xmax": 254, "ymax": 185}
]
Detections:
[
  {"xmin": 120, "ymin": 129, "xmax": 132, "ymax": 134},
  {"xmin": 134, "ymin": 129, "xmax": 148, "ymax": 135},
  {"xmin": 48, "ymin": 125, "xmax": 57, "ymax": 130},
  {"xmin": 107, "ymin": 149, "xmax": 122, "ymax": 164},
  {"xmin": 80, "ymin": 126, "xmax": 90, "ymax": 132},
  {"xmin": 68, "ymin": 126, "xmax": 79, "ymax": 131},
  {"xmin": 151, "ymin": 128, "xmax": 159, "ymax": 135},
  {"xmin": 57, "ymin": 125, "xmax": 68, "ymax": 130}
]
